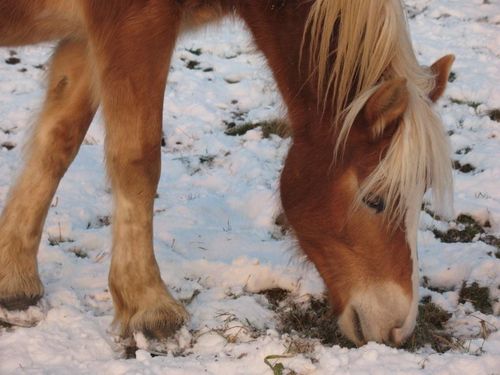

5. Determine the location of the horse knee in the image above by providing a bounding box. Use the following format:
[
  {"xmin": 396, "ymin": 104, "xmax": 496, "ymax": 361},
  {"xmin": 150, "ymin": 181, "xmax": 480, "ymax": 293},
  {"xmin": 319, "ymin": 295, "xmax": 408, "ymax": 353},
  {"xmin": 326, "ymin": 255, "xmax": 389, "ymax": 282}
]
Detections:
[{"xmin": 47, "ymin": 39, "xmax": 98, "ymax": 106}]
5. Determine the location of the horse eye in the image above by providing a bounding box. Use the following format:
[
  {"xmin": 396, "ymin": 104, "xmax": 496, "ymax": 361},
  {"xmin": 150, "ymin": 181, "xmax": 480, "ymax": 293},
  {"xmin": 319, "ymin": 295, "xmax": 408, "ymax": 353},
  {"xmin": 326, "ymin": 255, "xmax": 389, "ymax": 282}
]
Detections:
[{"xmin": 363, "ymin": 195, "xmax": 385, "ymax": 213}]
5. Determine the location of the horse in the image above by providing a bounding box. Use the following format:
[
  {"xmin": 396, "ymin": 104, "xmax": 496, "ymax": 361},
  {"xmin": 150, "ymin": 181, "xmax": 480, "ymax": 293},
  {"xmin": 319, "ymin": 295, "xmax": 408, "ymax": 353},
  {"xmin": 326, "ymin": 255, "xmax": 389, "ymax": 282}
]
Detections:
[{"xmin": 0, "ymin": 0, "xmax": 454, "ymax": 347}]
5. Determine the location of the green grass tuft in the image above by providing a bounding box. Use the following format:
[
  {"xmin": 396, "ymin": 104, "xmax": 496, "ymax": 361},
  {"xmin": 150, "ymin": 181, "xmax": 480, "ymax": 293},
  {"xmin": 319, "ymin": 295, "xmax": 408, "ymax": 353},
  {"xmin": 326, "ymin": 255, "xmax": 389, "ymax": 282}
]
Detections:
[
  {"xmin": 450, "ymin": 98, "xmax": 482, "ymax": 110},
  {"xmin": 259, "ymin": 289, "xmax": 469, "ymax": 353},
  {"xmin": 433, "ymin": 214, "xmax": 485, "ymax": 243},
  {"xmin": 403, "ymin": 298, "xmax": 453, "ymax": 353},
  {"xmin": 225, "ymin": 119, "xmax": 290, "ymax": 138},
  {"xmin": 486, "ymin": 108, "xmax": 500, "ymax": 122},
  {"xmin": 459, "ymin": 282, "xmax": 493, "ymax": 314},
  {"xmin": 452, "ymin": 160, "xmax": 476, "ymax": 173}
]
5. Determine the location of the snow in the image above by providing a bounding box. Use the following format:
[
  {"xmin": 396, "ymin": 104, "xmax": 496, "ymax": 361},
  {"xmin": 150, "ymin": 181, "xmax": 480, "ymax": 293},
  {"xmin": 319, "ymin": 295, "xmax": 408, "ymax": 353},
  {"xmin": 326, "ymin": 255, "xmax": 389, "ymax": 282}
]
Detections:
[{"xmin": 0, "ymin": 1, "xmax": 499, "ymax": 374}]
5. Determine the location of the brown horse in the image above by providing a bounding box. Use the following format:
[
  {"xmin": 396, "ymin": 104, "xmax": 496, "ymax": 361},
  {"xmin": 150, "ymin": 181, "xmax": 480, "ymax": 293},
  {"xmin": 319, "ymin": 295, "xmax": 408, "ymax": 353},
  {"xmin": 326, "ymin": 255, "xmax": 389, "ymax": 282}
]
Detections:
[{"xmin": 0, "ymin": 0, "xmax": 454, "ymax": 347}]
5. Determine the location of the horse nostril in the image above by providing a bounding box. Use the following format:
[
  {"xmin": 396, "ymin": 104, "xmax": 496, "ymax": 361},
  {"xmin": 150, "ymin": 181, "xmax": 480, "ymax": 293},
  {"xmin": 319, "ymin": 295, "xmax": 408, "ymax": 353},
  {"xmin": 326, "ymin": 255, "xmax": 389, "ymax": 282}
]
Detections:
[{"xmin": 352, "ymin": 308, "xmax": 365, "ymax": 344}]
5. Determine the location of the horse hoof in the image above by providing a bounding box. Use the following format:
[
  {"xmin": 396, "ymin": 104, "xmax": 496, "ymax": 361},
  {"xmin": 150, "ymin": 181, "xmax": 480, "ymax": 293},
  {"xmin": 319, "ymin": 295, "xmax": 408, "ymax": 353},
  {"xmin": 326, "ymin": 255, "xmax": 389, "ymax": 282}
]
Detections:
[
  {"xmin": 139, "ymin": 304, "xmax": 188, "ymax": 340},
  {"xmin": 142, "ymin": 317, "xmax": 186, "ymax": 341},
  {"xmin": 0, "ymin": 271, "xmax": 44, "ymax": 312},
  {"xmin": 128, "ymin": 326, "xmax": 193, "ymax": 357},
  {"xmin": 0, "ymin": 299, "xmax": 48, "ymax": 327},
  {"xmin": 0, "ymin": 295, "xmax": 42, "ymax": 311},
  {"xmin": 121, "ymin": 298, "xmax": 189, "ymax": 341}
]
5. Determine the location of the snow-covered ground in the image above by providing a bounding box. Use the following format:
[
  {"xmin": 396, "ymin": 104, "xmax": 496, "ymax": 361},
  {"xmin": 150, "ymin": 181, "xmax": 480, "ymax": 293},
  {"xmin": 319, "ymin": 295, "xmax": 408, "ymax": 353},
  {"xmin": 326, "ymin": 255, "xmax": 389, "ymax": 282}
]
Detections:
[{"xmin": 0, "ymin": 1, "xmax": 499, "ymax": 374}]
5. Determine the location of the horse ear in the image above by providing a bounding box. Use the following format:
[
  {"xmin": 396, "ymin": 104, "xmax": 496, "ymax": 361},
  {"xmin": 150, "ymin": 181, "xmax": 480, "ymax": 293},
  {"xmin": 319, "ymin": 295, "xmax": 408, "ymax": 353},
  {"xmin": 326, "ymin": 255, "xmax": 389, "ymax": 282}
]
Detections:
[
  {"xmin": 428, "ymin": 54, "xmax": 455, "ymax": 102},
  {"xmin": 363, "ymin": 78, "xmax": 409, "ymax": 140}
]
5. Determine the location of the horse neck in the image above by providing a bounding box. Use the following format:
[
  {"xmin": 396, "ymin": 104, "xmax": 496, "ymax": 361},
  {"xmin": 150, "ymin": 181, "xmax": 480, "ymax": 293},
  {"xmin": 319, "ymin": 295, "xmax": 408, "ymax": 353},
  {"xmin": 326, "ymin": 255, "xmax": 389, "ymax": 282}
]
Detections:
[{"xmin": 236, "ymin": 3, "xmax": 352, "ymax": 147}]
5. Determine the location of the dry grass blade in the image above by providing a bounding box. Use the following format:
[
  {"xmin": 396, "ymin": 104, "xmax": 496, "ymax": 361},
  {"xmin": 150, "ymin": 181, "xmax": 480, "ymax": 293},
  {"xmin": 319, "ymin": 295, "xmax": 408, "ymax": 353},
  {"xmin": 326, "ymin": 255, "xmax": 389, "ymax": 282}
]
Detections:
[{"xmin": 264, "ymin": 354, "xmax": 294, "ymax": 375}]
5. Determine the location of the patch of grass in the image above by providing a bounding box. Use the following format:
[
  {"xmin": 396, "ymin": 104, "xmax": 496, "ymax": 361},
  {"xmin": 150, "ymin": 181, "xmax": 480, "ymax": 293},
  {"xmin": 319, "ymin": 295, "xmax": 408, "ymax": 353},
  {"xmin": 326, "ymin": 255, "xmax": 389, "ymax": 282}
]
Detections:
[
  {"xmin": 422, "ymin": 276, "xmax": 453, "ymax": 293},
  {"xmin": 422, "ymin": 206, "xmax": 444, "ymax": 222},
  {"xmin": 260, "ymin": 120, "xmax": 290, "ymax": 138},
  {"xmin": 179, "ymin": 289, "xmax": 200, "ymax": 305},
  {"xmin": 481, "ymin": 234, "xmax": 500, "ymax": 254},
  {"xmin": 450, "ymin": 98, "xmax": 482, "ymax": 110},
  {"xmin": 211, "ymin": 312, "xmax": 263, "ymax": 344},
  {"xmin": 224, "ymin": 78, "xmax": 240, "ymax": 84},
  {"xmin": 456, "ymin": 214, "xmax": 480, "ymax": 226},
  {"xmin": 262, "ymin": 289, "xmax": 465, "ymax": 353},
  {"xmin": 48, "ymin": 236, "xmax": 74, "ymax": 246},
  {"xmin": 431, "ymin": 214, "xmax": 499, "ymax": 251},
  {"xmin": 272, "ymin": 295, "xmax": 355, "ymax": 348},
  {"xmin": 486, "ymin": 108, "xmax": 500, "ymax": 122},
  {"xmin": 407, "ymin": 6, "xmax": 428, "ymax": 19},
  {"xmin": 67, "ymin": 247, "xmax": 88, "ymax": 259},
  {"xmin": 5, "ymin": 57, "xmax": 20, "ymax": 65},
  {"xmin": 199, "ymin": 154, "xmax": 216, "ymax": 166},
  {"xmin": 186, "ymin": 47, "xmax": 202, "ymax": 56},
  {"xmin": 225, "ymin": 119, "xmax": 290, "ymax": 138},
  {"xmin": 229, "ymin": 110, "xmax": 248, "ymax": 122},
  {"xmin": 456, "ymin": 146, "xmax": 472, "ymax": 155},
  {"xmin": 403, "ymin": 297, "xmax": 454, "ymax": 353},
  {"xmin": 185, "ymin": 60, "xmax": 200, "ymax": 70},
  {"xmin": 459, "ymin": 282, "xmax": 493, "ymax": 314},
  {"xmin": 0, "ymin": 320, "xmax": 12, "ymax": 329},
  {"xmin": 260, "ymin": 288, "xmax": 290, "ymax": 308},
  {"xmin": 1, "ymin": 141, "xmax": 15, "ymax": 150},
  {"xmin": 433, "ymin": 214, "xmax": 485, "ymax": 243},
  {"xmin": 273, "ymin": 212, "xmax": 290, "ymax": 237},
  {"xmin": 224, "ymin": 122, "xmax": 256, "ymax": 136},
  {"xmin": 87, "ymin": 215, "xmax": 111, "ymax": 229},
  {"xmin": 264, "ymin": 355, "xmax": 291, "ymax": 375},
  {"xmin": 259, "ymin": 289, "xmax": 494, "ymax": 353},
  {"xmin": 452, "ymin": 160, "xmax": 476, "ymax": 173}
]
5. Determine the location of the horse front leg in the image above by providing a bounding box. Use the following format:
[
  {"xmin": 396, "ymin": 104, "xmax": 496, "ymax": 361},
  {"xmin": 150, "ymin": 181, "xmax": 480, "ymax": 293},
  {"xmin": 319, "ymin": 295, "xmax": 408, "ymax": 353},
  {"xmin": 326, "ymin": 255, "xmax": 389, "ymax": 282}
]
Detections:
[
  {"xmin": 0, "ymin": 39, "xmax": 97, "ymax": 311},
  {"xmin": 83, "ymin": 2, "xmax": 187, "ymax": 338}
]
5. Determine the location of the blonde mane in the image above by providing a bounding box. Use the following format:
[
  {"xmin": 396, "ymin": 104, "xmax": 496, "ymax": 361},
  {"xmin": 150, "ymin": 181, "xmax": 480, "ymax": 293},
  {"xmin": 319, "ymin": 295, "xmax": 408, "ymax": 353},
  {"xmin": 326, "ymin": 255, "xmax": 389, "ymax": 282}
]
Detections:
[{"xmin": 305, "ymin": 0, "xmax": 454, "ymax": 226}]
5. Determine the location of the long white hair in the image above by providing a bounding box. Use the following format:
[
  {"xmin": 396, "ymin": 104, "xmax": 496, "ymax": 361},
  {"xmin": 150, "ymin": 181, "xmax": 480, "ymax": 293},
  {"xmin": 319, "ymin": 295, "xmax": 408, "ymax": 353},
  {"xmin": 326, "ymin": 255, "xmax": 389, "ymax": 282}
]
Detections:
[{"xmin": 304, "ymin": 0, "xmax": 453, "ymax": 226}]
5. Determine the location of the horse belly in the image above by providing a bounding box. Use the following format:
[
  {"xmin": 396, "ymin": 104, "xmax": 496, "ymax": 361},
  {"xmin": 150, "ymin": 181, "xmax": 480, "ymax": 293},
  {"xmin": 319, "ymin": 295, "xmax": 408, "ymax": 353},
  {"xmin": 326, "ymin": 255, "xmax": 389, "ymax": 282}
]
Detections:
[
  {"xmin": 180, "ymin": 0, "xmax": 230, "ymax": 31},
  {"xmin": 0, "ymin": 0, "xmax": 85, "ymax": 46}
]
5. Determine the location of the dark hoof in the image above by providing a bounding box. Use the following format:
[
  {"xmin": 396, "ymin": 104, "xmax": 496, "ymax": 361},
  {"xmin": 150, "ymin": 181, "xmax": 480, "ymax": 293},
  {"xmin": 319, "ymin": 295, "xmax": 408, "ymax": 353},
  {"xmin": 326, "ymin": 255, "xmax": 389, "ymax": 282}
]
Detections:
[
  {"xmin": 0, "ymin": 297, "xmax": 47, "ymax": 327},
  {"xmin": 142, "ymin": 320, "xmax": 185, "ymax": 341},
  {"xmin": 132, "ymin": 327, "xmax": 193, "ymax": 356},
  {"xmin": 0, "ymin": 295, "xmax": 42, "ymax": 311},
  {"xmin": 123, "ymin": 299, "xmax": 189, "ymax": 340}
]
